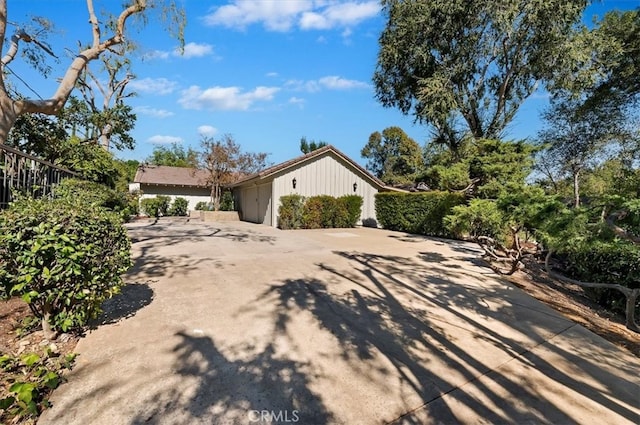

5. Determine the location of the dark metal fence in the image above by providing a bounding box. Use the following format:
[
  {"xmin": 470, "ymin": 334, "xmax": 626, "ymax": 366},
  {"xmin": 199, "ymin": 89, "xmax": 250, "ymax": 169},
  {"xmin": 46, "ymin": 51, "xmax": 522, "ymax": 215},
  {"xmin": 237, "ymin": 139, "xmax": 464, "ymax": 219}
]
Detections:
[{"xmin": 0, "ymin": 143, "xmax": 78, "ymax": 209}]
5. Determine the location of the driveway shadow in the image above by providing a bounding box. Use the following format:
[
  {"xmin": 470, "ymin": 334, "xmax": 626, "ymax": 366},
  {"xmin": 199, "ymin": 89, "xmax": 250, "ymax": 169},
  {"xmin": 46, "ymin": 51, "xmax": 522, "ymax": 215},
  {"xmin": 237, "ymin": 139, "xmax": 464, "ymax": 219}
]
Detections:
[
  {"xmin": 131, "ymin": 332, "xmax": 333, "ymax": 425},
  {"xmin": 258, "ymin": 250, "xmax": 639, "ymax": 423},
  {"xmin": 92, "ymin": 283, "xmax": 154, "ymax": 327}
]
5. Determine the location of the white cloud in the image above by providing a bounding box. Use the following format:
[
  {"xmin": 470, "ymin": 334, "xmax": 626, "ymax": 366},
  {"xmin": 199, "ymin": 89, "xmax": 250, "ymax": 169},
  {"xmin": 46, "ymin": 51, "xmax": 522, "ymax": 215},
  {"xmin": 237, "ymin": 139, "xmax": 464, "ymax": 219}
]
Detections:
[
  {"xmin": 286, "ymin": 75, "xmax": 368, "ymax": 92},
  {"xmin": 129, "ymin": 78, "xmax": 177, "ymax": 95},
  {"xmin": 179, "ymin": 85, "xmax": 280, "ymax": 111},
  {"xmin": 177, "ymin": 42, "xmax": 214, "ymax": 58},
  {"xmin": 142, "ymin": 50, "xmax": 170, "ymax": 60},
  {"xmin": 134, "ymin": 106, "xmax": 175, "ymax": 118},
  {"xmin": 266, "ymin": 71, "xmax": 279, "ymax": 78},
  {"xmin": 319, "ymin": 75, "xmax": 369, "ymax": 90},
  {"xmin": 203, "ymin": 1, "xmax": 379, "ymax": 32},
  {"xmin": 285, "ymin": 79, "xmax": 320, "ymax": 93},
  {"xmin": 148, "ymin": 135, "xmax": 183, "ymax": 144},
  {"xmin": 198, "ymin": 125, "xmax": 218, "ymax": 137},
  {"xmin": 288, "ymin": 96, "xmax": 305, "ymax": 108}
]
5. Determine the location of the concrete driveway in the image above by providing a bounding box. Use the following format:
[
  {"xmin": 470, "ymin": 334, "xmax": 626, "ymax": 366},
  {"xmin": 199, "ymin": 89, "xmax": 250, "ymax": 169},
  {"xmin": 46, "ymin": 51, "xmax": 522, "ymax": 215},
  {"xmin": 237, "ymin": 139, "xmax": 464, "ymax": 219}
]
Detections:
[{"xmin": 39, "ymin": 220, "xmax": 639, "ymax": 425}]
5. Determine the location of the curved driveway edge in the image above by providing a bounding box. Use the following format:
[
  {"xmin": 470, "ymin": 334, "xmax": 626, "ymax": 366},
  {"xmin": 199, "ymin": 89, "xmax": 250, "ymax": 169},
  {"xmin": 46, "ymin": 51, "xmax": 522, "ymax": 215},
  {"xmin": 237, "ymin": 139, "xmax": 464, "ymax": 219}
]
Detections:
[{"xmin": 39, "ymin": 221, "xmax": 640, "ymax": 425}]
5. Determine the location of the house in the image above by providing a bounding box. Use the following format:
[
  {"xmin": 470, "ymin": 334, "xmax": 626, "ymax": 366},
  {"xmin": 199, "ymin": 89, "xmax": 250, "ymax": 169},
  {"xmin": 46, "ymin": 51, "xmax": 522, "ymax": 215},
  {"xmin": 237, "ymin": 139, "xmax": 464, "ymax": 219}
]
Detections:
[
  {"xmin": 229, "ymin": 145, "xmax": 397, "ymax": 227},
  {"xmin": 129, "ymin": 165, "xmax": 210, "ymax": 210}
]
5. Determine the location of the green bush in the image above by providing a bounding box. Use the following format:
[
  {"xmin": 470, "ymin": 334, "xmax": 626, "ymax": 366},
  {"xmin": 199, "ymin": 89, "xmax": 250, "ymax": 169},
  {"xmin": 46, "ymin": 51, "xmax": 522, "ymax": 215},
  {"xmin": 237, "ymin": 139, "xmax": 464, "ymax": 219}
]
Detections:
[
  {"xmin": 444, "ymin": 199, "xmax": 505, "ymax": 240},
  {"xmin": 375, "ymin": 191, "xmax": 466, "ymax": 237},
  {"xmin": 560, "ymin": 240, "xmax": 640, "ymax": 314},
  {"xmin": 54, "ymin": 178, "xmax": 135, "ymax": 221},
  {"xmin": 0, "ymin": 349, "xmax": 76, "ymax": 422},
  {"xmin": 0, "ymin": 197, "xmax": 132, "ymax": 335},
  {"xmin": 338, "ymin": 195, "xmax": 363, "ymax": 227},
  {"xmin": 168, "ymin": 197, "xmax": 188, "ymax": 216},
  {"xmin": 302, "ymin": 196, "xmax": 325, "ymax": 228},
  {"xmin": 220, "ymin": 191, "xmax": 234, "ymax": 211},
  {"xmin": 195, "ymin": 201, "xmax": 212, "ymax": 211},
  {"xmin": 280, "ymin": 195, "xmax": 363, "ymax": 229},
  {"xmin": 278, "ymin": 195, "xmax": 305, "ymax": 229},
  {"xmin": 140, "ymin": 195, "xmax": 170, "ymax": 217}
]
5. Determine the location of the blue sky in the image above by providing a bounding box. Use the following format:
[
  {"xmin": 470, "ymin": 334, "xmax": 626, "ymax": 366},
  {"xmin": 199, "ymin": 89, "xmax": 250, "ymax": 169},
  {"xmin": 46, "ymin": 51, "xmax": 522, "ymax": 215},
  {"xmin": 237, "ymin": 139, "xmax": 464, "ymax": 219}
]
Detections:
[{"xmin": 5, "ymin": 0, "xmax": 639, "ymax": 167}]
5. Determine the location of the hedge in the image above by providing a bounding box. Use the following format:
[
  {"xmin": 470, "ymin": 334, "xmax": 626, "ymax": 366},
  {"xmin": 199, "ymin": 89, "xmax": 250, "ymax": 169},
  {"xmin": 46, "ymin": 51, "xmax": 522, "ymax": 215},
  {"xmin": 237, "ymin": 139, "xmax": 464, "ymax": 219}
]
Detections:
[
  {"xmin": 375, "ymin": 191, "xmax": 466, "ymax": 237},
  {"xmin": 278, "ymin": 194, "xmax": 363, "ymax": 229},
  {"xmin": 278, "ymin": 195, "xmax": 305, "ymax": 229}
]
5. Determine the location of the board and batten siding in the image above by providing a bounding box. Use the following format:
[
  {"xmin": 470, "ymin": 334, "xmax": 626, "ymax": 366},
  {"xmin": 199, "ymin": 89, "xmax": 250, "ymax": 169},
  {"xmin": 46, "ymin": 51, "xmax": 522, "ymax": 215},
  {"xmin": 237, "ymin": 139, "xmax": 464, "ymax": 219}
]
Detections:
[
  {"xmin": 271, "ymin": 153, "xmax": 379, "ymax": 226},
  {"xmin": 238, "ymin": 182, "xmax": 273, "ymax": 226}
]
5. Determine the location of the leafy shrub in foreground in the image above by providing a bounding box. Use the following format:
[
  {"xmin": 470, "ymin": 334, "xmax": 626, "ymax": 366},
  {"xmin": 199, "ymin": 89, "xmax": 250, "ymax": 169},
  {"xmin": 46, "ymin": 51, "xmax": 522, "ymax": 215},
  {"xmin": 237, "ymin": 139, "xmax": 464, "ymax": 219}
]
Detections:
[
  {"xmin": 0, "ymin": 349, "xmax": 76, "ymax": 422},
  {"xmin": 0, "ymin": 197, "xmax": 132, "ymax": 336}
]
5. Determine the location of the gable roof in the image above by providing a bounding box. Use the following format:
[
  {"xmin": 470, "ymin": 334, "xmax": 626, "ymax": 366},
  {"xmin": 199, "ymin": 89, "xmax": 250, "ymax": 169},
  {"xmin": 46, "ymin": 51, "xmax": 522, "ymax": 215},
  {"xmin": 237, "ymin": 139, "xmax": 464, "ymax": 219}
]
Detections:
[
  {"xmin": 133, "ymin": 165, "xmax": 209, "ymax": 188},
  {"xmin": 229, "ymin": 145, "xmax": 389, "ymax": 189}
]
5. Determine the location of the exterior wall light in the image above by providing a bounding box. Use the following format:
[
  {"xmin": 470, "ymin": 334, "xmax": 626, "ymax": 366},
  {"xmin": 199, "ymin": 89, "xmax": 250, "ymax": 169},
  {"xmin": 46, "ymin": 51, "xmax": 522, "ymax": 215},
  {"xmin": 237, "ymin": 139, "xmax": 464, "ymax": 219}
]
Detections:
[
  {"xmin": 353, "ymin": 182, "xmax": 357, "ymax": 192},
  {"xmin": 292, "ymin": 177, "xmax": 297, "ymax": 189}
]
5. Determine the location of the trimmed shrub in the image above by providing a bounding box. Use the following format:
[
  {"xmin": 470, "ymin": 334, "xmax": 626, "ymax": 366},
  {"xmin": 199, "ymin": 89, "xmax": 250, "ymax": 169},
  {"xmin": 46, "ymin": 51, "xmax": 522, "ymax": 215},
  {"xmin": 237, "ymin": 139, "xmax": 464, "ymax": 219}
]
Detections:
[
  {"xmin": 0, "ymin": 197, "xmax": 132, "ymax": 335},
  {"xmin": 195, "ymin": 201, "xmax": 212, "ymax": 211},
  {"xmin": 280, "ymin": 194, "xmax": 363, "ymax": 229},
  {"xmin": 278, "ymin": 195, "xmax": 305, "ymax": 229},
  {"xmin": 375, "ymin": 191, "xmax": 466, "ymax": 237},
  {"xmin": 338, "ymin": 195, "xmax": 363, "ymax": 227},
  {"xmin": 140, "ymin": 195, "xmax": 170, "ymax": 217},
  {"xmin": 302, "ymin": 196, "xmax": 326, "ymax": 228},
  {"xmin": 444, "ymin": 199, "xmax": 505, "ymax": 241},
  {"xmin": 168, "ymin": 197, "xmax": 188, "ymax": 216},
  {"xmin": 54, "ymin": 179, "xmax": 119, "ymax": 208},
  {"xmin": 561, "ymin": 240, "xmax": 640, "ymax": 314}
]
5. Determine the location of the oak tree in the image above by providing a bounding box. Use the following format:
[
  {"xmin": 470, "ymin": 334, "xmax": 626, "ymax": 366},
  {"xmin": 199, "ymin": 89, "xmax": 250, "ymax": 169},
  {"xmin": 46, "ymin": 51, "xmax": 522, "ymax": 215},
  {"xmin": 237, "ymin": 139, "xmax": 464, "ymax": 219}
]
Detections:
[{"xmin": 373, "ymin": 0, "xmax": 588, "ymax": 154}]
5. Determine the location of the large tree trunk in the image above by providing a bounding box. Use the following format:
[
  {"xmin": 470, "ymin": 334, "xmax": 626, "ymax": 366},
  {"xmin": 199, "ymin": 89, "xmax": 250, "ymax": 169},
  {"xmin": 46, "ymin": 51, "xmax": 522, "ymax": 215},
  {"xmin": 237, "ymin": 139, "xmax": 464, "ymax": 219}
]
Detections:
[
  {"xmin": 0, "ymin": 0, "xmax": 147, "ymax": 144},
  {"xmin": 572, "ymin": 168, "xmax": 580, "ymax": 208}
]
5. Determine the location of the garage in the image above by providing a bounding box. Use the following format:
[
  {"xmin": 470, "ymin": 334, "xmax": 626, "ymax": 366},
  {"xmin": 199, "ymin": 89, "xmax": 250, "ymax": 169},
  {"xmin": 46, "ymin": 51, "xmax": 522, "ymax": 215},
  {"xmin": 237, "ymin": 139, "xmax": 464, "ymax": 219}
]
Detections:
[{"xmin": 230, "ymin": 145, "xmax": 396, "ymax": 227}]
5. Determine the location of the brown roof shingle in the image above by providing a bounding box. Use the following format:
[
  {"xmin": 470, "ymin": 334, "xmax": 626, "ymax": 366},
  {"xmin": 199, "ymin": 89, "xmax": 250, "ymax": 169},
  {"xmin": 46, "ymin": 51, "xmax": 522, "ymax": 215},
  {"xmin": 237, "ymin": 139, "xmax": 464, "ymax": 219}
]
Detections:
[{"xmin": 133, "ymin": 165, "xmax": 209, "ymax": 187}]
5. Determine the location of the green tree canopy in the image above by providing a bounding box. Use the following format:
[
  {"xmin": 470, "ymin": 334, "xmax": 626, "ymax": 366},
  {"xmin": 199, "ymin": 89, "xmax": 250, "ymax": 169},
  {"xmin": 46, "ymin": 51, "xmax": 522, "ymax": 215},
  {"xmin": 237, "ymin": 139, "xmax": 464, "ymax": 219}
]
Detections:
[
  {"xmin": 373, "ymin": 0, "xmax": 588, "ymax": 154},
  {"xmin": 537, "ymin": 90, "xmax": 638, "ymax": 208},
  {"xmin": 361, "ymin": 126, "xmax": 423, "ymax": 185},
  {"xmin": 424, "ymin": 138, "xmax": 537, "ymax": 198},
  {"xmin": 300, "ymin": 137, "xmax": 327, "ymax": 154},
  {"xmin": 146, "ymin": 142, "xmax": 198, "ymax": 167}
]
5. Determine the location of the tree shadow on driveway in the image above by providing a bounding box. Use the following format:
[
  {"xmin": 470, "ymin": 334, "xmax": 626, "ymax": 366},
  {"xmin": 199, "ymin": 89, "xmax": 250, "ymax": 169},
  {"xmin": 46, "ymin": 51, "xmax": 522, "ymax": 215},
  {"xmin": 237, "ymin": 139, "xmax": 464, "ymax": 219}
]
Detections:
[
  {"xmin": 92, "ymin": 282, "xmax": 154, "ymax": 327},
  {"xmin": 259, "ymin": 250, "xmax": 639, "ymax": 424},
  {"xmin": 130, "ymin": 332, "xmax": 333, "ymax": 425}
]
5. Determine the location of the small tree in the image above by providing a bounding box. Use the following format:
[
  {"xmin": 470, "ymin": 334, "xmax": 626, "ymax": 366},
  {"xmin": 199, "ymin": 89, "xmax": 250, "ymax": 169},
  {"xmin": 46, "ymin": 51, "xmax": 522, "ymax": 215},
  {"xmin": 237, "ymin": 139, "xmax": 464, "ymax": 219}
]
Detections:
[{"xmin": 199, "ymin": 135, "xmax": 268, "ymax": 210}]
